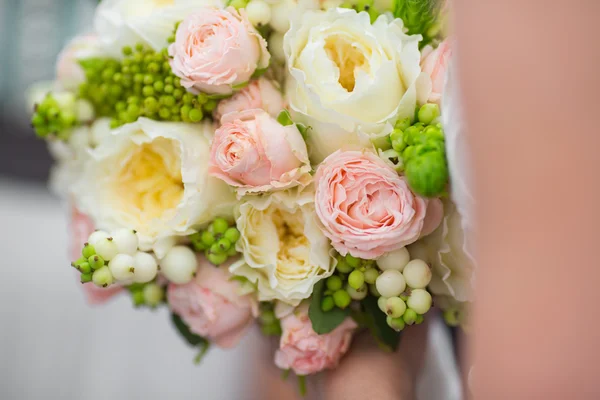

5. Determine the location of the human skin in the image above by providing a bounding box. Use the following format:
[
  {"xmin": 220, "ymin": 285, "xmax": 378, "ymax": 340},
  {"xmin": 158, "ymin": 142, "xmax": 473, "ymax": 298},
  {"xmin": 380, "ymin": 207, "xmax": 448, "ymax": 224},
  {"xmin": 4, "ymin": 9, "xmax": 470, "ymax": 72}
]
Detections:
[
  {"xmin": 254, "ymin": 319, "xmax": 429, "ymax": 400},
  {"xmin": 454, "ymin": 1, "xmax": 600, "ymax": 398}
]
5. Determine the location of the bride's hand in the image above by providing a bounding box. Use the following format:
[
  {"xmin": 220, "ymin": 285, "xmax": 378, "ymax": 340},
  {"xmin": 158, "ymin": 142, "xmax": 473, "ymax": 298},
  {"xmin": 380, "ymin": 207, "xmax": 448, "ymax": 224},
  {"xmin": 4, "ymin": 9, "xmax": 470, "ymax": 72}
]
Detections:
[
  {"xmin": 321, "ymin": 318, "xmax": 428, "ymax": 400},
  {"xmin": 253, "ymin": 318, "xmax": 429, "ymax": 400}
]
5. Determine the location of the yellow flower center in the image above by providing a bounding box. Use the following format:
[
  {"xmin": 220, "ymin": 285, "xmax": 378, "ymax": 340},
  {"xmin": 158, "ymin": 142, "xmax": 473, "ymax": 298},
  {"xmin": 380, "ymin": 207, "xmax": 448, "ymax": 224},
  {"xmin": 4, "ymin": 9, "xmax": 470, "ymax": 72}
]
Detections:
[
  {"xmin": 271, "ymin": 208, "xmax": 313, "ymax": 281},
  {"xmin": 115, "ymin": 137, "xmax": 184, "ymax": 225},
  {"xmin": 152, "ymin": 0, "xmax": 175, "ymax": 6},
  {"xmin": 324, "ymin": 35, "xmax": 368, "ymax": 92}
]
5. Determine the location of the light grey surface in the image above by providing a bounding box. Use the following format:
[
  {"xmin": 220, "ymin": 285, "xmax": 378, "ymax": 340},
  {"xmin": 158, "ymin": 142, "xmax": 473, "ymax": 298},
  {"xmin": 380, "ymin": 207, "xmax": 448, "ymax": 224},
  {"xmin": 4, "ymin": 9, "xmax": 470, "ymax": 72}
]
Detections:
[{"xmin": 0, "ymin": 178, "xmax": 462, "ymax": 400}]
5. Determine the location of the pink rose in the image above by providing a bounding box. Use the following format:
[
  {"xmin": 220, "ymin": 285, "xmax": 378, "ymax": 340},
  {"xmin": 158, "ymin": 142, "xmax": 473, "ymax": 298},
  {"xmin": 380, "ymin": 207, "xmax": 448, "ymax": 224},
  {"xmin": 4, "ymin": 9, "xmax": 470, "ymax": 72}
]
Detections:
[
  {"xmin": 274, "ymin": 305, "xmax": 357, "ymax": 375},
  {"xmin": 167, "ymin": 259, "xmax": 257, "ymax": 348},
  {"xmin": 209, "ymin": 109, "xmax": 311, "ymax": 196},
  {"xmin": 421, "ymin": 39, "xmax": 452, "ymax": 104},
  {"xmin": 56, "ymin": 34, "xmax": 103, "ymax": 91},
  {"xmin": 214, "ymin": 77, "xmax": 285, "ymax": 121},
  {"xmin": 70, "ymin": 205, "xmax": 123, "ymax": 304},
  {"xmin": 168, "ymin": 7, "xmax": 270, "ymax": 95},
  {"xmin": 314, "ymin": 151, "xmax": 443, "ymax": 259}
]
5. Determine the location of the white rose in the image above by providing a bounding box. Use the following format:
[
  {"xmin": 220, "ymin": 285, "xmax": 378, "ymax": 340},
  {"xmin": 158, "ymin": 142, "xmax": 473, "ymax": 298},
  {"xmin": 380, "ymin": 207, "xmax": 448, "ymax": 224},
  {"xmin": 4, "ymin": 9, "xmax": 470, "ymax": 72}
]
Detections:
[
  {"xmin": 230, "ymin": 189, "xmax": 335, "ymax": 305},
  {"xmin": 94, "ymin": 0, "xmax": 223, "ymax": 56},
  {"xmin": 48, "ymin": 118, "xmax": 112, "ymax": 198},
  {"xmin": 72, "ymin": 118, "xmax": 237, "ymax": 253},
  {"xmin": 408, "ymin": 200, "xmax": 475, "ymax": 302},
  {"xmin": 284, "ymin": 8, "xmax": 429, "ymax": 162}
]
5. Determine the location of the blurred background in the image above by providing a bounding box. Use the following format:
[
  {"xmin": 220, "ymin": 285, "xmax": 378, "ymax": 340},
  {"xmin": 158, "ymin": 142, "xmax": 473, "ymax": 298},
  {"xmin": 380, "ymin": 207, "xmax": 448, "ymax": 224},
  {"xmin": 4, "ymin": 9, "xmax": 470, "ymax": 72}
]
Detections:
[{"xmin": 0, "ymin": 0, "xmax": 462, "ymax": 398}]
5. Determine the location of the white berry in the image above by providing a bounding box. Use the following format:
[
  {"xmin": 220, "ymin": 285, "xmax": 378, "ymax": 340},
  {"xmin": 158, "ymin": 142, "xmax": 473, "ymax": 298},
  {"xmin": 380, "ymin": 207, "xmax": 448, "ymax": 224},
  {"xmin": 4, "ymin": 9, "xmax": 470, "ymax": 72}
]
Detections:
[
  {"xmin": 375, "ymin": 270, "xmax": 406, "ymax": 298},
  {"xmin": 407, "ymin": 289, "xmax": 432, "ymax": 315},
  {"xmin": 378, "ymin": 296, "xmax": 388, "ymax": 313},
  {"xmin": 112, "ymin": 228, "xmax": 139, "ymax": 255},
  {"xmin": 270, "ymin": 0, "xmax": 293, "ymax": 33},
  {"xmin": 95, "ymin": 237, "xmax": 119, "ymax": 261},
  {"xmin": 403, "ymin": 259, "xmax": 432, "ymax": 289},
  {"xmin": 133, "ymin": 252, "xmax": 158, "ymax": 283},
  {"xmin": 246, "ymin": 0, "xmax": 271, "ymax": 26},
  {"xmin": 108, "ymin": 254, "xmax": 135, "ymax": 282},
  {"xmin": 160, "ymin": 246, "xmax": 197, "ymax": 284},
  {"xmin": 376, "ymin": 248, "xmax": 410, "ymax": 272},
  {"xmin": 88, "ymin": 230, "xmax": 110, "ymax": 247}
]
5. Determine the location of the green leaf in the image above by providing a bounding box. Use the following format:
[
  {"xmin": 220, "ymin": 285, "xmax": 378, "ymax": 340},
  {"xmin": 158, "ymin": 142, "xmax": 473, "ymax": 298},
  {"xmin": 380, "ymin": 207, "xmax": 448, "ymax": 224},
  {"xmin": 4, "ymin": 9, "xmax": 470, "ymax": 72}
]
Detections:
[
  {"xmin": 277, "ymin": 110, "xmax": 294, "ymax": 126},
  {"xmin": 171, "ymin": 313, "xmax": 206, "ymax": 346},
  {"xmin": 309, "ymin": 280, "xmax": 350, "ymax": 335},
  {"xmin": 394, "ymin": 0, "xmax": 440, "ymax": 47},
  {"xmin": 232, "ymin": 81, "xmax": 249, "ymax": 91},
  {"xmin": 298, "ymin": 375, "xmax": 307, "ymax": 397},
  {"xmin": 206, "ymin": 93, "xmax": 232, "ymax": 100},
  {"xmin": 296, "ymin": 123, "xmax": 310, "ymax": 140},
  {"xmin": 251, "ymin": 66, "xmax": 269, "ymax": 79},
  {"xmin": 361, "ymin": 296, "xmax": 402, "ymax": 352}
]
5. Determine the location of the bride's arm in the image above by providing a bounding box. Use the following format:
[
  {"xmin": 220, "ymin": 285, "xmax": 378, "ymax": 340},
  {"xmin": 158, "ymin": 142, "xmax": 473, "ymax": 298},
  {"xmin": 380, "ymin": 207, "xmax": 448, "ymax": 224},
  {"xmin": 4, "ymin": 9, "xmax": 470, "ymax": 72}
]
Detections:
[{"xmin": 454, "ymin": 1, "xmax": 600, "ymax": 398}]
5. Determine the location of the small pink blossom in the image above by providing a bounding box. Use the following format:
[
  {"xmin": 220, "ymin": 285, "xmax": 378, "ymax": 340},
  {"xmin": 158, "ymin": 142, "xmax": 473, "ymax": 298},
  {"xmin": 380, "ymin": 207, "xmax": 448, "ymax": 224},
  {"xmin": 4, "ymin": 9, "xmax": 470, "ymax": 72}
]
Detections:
[
  {"xmin": 274, "ymin": 304, "xmax": 357, "ymax": 375},
  {"xmin": 56, "ymin": 34, "xmax": 102, "ymax": 91},
  {"xmin": 314, "ymin": 151, "xmax": 443, "ymax": 259},
  {"xmin": 167, "ymin": 259, "xmax": 257, "ymax": 348},
  {"xmin": 214, "ymin": 77, "xmax": 284, "ymax": 121},
  {"xmin": 168, "ymin": 7, "xmax": 270, "ymax": 95},
  {"xmin": 209, "ymin": 109, "xmax": 311, "ymax": 196},
  {"xmin": 421, "ymin": 39, "xmax": 452, "ymax": 105}
]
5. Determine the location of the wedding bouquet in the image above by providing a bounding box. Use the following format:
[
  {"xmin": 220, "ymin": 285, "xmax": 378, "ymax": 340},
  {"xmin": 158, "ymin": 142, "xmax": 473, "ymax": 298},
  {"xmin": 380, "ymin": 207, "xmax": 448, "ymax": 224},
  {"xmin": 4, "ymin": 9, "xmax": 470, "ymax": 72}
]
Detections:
[{"xmin": 30, "ymin": 0, "xmax": 474, "ymax": 388}]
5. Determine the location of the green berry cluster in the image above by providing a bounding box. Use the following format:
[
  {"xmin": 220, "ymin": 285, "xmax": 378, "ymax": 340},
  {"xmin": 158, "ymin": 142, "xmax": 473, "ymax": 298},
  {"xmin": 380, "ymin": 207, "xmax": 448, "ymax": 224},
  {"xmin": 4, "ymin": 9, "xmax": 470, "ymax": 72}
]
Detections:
[
  {"xmin": 258, "ymin": 302, "xmax": 282, "ymax": 336},
  {"xmin": 189, "ymin": 217, "xmax": 241, "ymax": 266},
  {"xmin": 31, "ymin": 94, "xmax": 78, "ymax": 139},
  {"xmin": 128, "ymin": 282, "xmax": 165, "ymax": 308},
  {"xmin": 379, "ymin": 292, "xmax": 426, "ymax": 332},
  {"xmin": 388, "ymin": 103, "xmax": 448, "ymax": 198},
  {"xmin": 71, "ymin": 242, "xmax": 114, "ymax": 287},
  {"xmin": 320, "ymin": 254, "xmax": 380, "ymax": 312},
  {"xmin": 78, "ymin": 43, "xmax": 218, "ymax": 128}
]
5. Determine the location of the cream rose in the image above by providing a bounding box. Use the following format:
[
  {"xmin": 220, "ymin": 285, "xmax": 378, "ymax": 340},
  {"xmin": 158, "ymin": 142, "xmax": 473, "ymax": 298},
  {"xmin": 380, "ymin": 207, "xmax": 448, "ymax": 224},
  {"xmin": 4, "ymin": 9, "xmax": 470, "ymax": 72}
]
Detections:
[
  {"xmin": 284, "ymin": 8, "xmax": 429, "ymax": 162},
  {"xmin": 213, "ymin": 78, "xmax": 285, "ymax": 121},
  {"xmin": 209, "ymin": 109, "xmax": 311, "ymax": 196},
  {"xmin": 230, "ymin": 190, "xmax": 335, "ymax": 305},
  {"xmin": 168, "ymin": 7, "xmax": 270, "ymax": 95},
  {"xmin": 71, "ymin": 118, "xmax": 237, "ymax": 254},
  {"xmin": 48, "ymin": 118, "xmax": 112, "ymax": 199},
  {"xmin": 408, "ymin": 200, "xmax": 475, "ymax": 302},
  {"xmin": 93, "ymin": 0, "xmax": 222, "ymax": 56}
]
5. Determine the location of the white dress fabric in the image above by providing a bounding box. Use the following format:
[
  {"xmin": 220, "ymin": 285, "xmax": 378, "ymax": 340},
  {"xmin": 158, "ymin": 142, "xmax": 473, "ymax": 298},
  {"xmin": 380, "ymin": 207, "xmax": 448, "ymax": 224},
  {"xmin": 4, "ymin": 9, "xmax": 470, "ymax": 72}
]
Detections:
[{"xmin": 443, "ymin": 60, "xmax": 475, "ymax": 258}]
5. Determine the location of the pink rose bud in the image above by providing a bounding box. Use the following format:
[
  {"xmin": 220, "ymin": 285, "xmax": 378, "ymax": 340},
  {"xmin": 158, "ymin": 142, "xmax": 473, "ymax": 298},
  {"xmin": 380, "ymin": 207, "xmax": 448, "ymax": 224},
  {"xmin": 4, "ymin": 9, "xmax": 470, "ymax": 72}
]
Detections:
[
  {"xmin": 274, "ymin": 304, "xmax": 357, "ymax": 375},
  {"xmin": 70, "ymin": 205, "xmax": 123, "ymax": 304},
  {"xmin": 168, "ymin": 7, "xmax": 270, "ymax": 96},
  {"xmin": 420, "ymin": 39, "xmax": 452, "ymax": 105},
  {"xmin": 214, "ymin": 77, "xmax": 285, "ymax": 121},
  {"xmin": 167, "ymin": 259, "xmax": 257, "ymax": 349},
  {"xmin": 314, "ymin": 151, "xmax": 443, "ymax": 259},
  {"xmin": 209, "ymin": 109, "xmax": 311, "ymax": 196}
]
